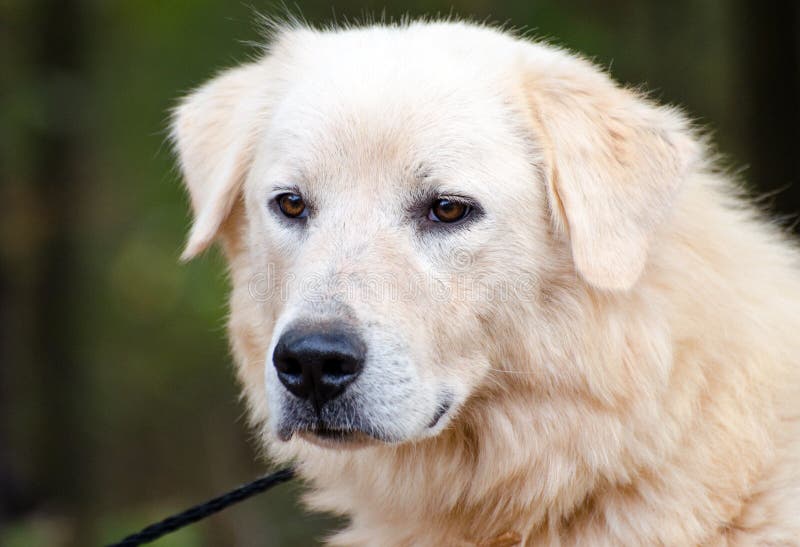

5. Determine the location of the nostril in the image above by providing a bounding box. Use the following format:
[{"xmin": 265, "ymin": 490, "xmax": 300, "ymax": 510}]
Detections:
[
  {"xmin": 320, "ymin": 359, "xmax": 359, "ymax": 391},
  {"xmin": 275, "ymin": 356, "xmax": 301, "ymax": 377},
  {"xmin": 321, "ymin": 359, "xmax": 339, "ymax": 378},
  {"xmin": 322, "ymin": 356, "xmax": 358, "ymax": 378}
]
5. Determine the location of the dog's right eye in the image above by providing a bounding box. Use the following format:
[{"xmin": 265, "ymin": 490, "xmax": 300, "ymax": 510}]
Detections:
[
  {"xmin": 428, "ymin": 198, "xmax": 472, "ymax": 223},
  {"xmin": 276, "ymin": 193, "xmax": 308, "ymax": 219}
]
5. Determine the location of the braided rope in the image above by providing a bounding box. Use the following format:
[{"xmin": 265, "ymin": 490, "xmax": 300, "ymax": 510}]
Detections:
[{"xmin": 107, "ymin": 467, "xmax": 295, "ymax": 547}]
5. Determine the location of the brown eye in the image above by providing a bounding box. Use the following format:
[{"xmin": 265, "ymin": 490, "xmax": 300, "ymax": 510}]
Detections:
[
  {"xmin": 276, "ymin": 193, "xmax": 307, "ymax": 219},
  {"xmin": 428, "ymin": 198, "xmax": 471, "ymax": 223}
]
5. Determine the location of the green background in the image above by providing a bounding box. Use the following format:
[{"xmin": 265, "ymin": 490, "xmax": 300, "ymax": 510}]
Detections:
[{"xmin": 1, "ymin": 1, "xmax": 797, "ymax": 545}]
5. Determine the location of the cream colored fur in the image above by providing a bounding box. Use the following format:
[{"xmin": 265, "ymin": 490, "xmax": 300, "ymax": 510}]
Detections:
[{"xmin": 171, "ymin": 20, "xmax": 800, "ymax": 546}]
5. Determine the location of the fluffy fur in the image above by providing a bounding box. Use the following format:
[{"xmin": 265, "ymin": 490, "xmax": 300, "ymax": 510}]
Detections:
[{"xmin": 171, "ymin": 20, "xmax": 800, "ymax": 545}]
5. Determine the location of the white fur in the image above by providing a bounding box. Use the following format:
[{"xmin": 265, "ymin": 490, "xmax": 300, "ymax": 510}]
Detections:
[{"xmin": 172, "ymin": 20, "xmax": 800, "ymax": 545}]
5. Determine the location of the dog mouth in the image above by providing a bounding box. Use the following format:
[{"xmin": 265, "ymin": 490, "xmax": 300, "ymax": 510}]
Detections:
[
  {"xmin": 275, "ymin": 389, "xmax": 456, "ymax": 447},
  {"xmin": 427, "ymin": 392, "xmax": 453, "ymax": 429}
]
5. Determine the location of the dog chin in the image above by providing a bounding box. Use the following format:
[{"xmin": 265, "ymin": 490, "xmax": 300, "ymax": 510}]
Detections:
[
  {"xmin": 276, "ymin": 416, "xmax": 444, "ymax": 449},
  {"xmin": 295, "ymin": 428, "xmax": 380, "ymax": 449}
]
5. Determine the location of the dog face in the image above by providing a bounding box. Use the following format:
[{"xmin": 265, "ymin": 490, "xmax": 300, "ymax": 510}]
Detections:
[{"xmin": 172, "ymin": 22, "xmax": 698, "ymax": 449}]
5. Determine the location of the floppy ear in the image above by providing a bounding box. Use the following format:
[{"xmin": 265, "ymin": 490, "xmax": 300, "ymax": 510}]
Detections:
[
  {"xmin": 171, "ymin": 61, "xmax": 272, "ymax": 260},
  {"xmin": 522, "ymin": 49, "xmax": 701, "ymax": 291}
]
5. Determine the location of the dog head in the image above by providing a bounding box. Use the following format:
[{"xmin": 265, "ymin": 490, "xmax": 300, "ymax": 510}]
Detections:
[{"xmin": 171, "ymin": 22, "xmax": 699, "ymax": 449}]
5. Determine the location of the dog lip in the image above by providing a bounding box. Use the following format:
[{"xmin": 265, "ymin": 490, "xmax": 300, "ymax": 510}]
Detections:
[
  {"xmin": 277, "ymin": 416, "xmax": 382, "ymax": 445},
  {"xmin": 427, "ymin": 393, "xmax": 453, "ymax": 429},
  {"xmin": 311, "ymin": 424, "xmax": 358, "ymax": 439}
]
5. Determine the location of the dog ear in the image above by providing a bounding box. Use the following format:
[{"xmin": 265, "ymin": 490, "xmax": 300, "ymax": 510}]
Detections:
[
  {"xmin": 170, "ymin": 61, "xmax": 271, "ymax": 260},
  {"xmin": 522, "ymin": 49, "xmax": 701, "ymax": 290}
]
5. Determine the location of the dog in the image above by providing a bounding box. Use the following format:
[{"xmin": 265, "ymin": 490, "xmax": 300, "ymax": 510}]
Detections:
[{"xmin": 170, "ymin": 20, "xmax": 800, "ymax": 545}]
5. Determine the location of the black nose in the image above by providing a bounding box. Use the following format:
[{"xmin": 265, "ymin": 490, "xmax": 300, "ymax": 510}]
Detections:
[{"xmin": 272, "ymin": 326, "xmax": 366, "ymax": 410}]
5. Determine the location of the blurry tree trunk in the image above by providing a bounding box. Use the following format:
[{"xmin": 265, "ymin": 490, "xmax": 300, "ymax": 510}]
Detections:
[
  {"xmin": 736, "ymin": 0, "xmax": 800, "ymax": 224},
  {"xmin": 28, "ymin": 0, "xmax": 91, "ymax": 538},
  {"xmin": 0, "ymin": 264, "xmax": 33, "ymax": 524}
]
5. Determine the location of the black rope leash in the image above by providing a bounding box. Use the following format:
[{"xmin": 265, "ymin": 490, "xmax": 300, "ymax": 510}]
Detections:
[{"xmin": 107, "ymin": 467, "xmax": 295, "ymax": 547}]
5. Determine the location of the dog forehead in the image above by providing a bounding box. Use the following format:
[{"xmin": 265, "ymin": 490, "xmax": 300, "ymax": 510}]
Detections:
[
  {"xmin": 275, "ymin": 21, "xmax": 521, "ymax": 83},
  {"xmin": 256, "ymin": 25, "xmax": 532, "ymax": 192}
]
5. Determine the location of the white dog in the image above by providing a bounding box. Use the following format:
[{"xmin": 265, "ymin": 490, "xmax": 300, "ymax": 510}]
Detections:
[{"xmin": 171, "ymin": 20, "xmax": 800, "ymax": 545}]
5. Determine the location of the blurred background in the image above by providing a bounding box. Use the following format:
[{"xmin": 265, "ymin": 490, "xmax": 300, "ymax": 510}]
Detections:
[{"xmin": 1, "ymin": 0, "xmax": 798, "ymax": 545}]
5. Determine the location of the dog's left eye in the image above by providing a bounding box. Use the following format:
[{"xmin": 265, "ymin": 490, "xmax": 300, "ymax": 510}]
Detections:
[
  {"xmin": 276, "ymin": 193, "xmax": 308, "ymax": 219},
  {"xmin": 428, "ymin": 198, "xmax": 471, "ymax": 223}
]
